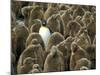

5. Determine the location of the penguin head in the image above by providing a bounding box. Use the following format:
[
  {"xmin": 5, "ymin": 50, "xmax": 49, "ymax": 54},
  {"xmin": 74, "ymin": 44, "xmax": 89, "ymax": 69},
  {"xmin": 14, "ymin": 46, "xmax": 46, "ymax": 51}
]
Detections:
[{"xmin": 42, "ymin": 19, "xmax": 47, "ymax": 26}]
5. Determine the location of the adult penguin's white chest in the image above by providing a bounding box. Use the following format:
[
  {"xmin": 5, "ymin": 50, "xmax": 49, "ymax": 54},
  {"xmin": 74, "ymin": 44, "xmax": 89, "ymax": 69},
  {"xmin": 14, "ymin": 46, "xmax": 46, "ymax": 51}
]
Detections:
[{"xmin": 39, "ymin": 26, "xmax": 51, "ymax": 47}]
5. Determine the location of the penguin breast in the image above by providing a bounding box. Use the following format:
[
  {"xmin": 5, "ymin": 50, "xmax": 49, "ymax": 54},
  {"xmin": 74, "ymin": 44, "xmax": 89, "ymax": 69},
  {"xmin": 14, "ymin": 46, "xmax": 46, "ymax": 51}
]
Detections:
[{"xmin": 39, "ymin": 26, "xmax": 51, "ymax": 46}]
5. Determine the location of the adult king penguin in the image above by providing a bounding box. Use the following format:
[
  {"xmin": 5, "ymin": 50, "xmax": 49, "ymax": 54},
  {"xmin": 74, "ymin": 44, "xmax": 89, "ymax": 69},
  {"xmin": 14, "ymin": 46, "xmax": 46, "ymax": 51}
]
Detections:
[{"xmin": 39, "ymin": 20, "xmax": 51, "ymax": 47}]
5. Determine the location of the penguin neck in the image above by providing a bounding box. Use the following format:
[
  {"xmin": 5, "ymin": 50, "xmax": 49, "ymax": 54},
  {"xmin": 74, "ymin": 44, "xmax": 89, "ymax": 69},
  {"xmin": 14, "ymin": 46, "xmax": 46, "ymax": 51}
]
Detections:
[
  {"xmin": 41, "ymin": 25, "xmax": 45, "ymax": 27},
  {"xmin": 42, "ymin": 24, "xmax": 46, "ymax": 27},
  {"xmin": 41, "ymin": 25, "xmax": 47, "ymax": 28}
]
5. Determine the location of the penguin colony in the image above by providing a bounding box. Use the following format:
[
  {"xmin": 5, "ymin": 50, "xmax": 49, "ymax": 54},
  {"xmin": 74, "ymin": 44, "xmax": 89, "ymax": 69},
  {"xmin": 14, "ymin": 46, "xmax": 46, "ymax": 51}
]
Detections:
[{"xmin": 11, "ymin": 0, "xmax": 96, "ymax": 74}]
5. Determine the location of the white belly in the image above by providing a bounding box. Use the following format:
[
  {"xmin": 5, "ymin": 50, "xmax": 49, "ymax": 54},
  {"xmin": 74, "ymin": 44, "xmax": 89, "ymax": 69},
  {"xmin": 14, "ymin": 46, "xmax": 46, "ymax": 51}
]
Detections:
[{"xmin": 39, "ymin": 26, "xmax": 51, "ymax": 47}]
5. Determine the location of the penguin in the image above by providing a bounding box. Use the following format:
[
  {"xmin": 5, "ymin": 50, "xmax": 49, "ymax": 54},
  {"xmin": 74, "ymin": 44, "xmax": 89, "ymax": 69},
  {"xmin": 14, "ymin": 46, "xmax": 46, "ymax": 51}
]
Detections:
[{"xmin": 39, "ymin": 20, "xmax": 51, "ymax": 47}]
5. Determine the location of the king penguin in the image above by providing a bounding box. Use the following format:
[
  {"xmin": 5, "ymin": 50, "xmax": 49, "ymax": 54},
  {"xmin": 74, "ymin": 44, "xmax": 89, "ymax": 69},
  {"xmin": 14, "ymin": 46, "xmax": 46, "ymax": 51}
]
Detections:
[{"xmin": 39, "ymin": 20, "xmax": 51, "ymax": 47}]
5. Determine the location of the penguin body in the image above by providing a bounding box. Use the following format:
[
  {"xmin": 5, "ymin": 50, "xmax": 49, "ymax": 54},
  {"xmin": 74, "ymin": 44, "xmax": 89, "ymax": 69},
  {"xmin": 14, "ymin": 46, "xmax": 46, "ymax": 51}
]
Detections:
[{"xmin": 39, "ymin": 26, "xmax": 51, "ymax": 47}]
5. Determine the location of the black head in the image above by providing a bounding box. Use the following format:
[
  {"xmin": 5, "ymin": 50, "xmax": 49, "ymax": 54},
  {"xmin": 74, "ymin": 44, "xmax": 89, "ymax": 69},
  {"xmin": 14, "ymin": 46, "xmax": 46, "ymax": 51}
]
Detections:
[{"xmin": 42, "ymin": 19, "xmax": 47, "ymax": 26}]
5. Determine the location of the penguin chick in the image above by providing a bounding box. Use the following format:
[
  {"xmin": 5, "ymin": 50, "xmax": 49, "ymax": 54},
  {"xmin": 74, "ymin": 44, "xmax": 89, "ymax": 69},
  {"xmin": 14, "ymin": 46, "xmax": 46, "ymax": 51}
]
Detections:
[
  {"xmin": 18, "ymin": 57, "xmax": 35, "ymax": 74},
  {"xmin": 74, "ymin": 58, "xmax": 91, "ymax": 70},
  {"xmin": 30, "ymin": 23, "xmax": 41, "ymax": 33},
  {"xmin": 25, "ymin": 33, "xmax": 45, "ymax": 51},
  {"xmin": 46, "ymin": 32, "xmax": 64, "ymax": 53},
  {"xmin": 29, "ymin": 64, "xmax": 42, "ymax": 73},
  {"xmin": 44, "ymin": 46, "xmax": 64, "ymax": 72},
  {"xmin": 82, "ymin": 11, "xmax": 93, "ymax": 26},
  {"xmin": 74, "ymin": 16, "xmax": 84, "ymax": 27}
]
